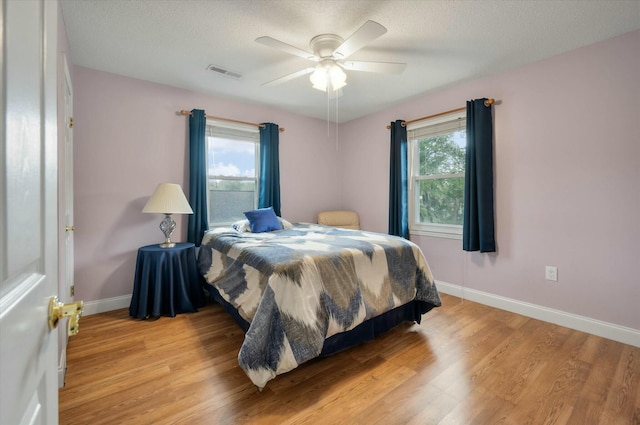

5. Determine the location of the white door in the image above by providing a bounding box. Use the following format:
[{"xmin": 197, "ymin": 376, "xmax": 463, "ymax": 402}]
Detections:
[
  {"xmin": 62, "ymin": 58, "xmax": 74, "ymax": 307},
  {"xmin": 57, "ymin": 54, "xmax": 75, "ymax": 387},
  {"xmin": 1, "ymin": 0, "xmax": 60, "ymax": 424}
]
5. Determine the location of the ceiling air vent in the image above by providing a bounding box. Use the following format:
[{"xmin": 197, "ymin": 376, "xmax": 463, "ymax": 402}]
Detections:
[{"xmin": 206, "ymin": 64, "xmax": 242, "ymax": 79}]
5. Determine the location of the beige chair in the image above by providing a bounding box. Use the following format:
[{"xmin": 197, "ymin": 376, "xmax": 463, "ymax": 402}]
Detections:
[{"xmin": 317, "ymin": 210, "xmax": 360, "ymax": 230}]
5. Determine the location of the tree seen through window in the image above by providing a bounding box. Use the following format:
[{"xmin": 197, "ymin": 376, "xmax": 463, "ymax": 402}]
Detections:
[{"xmin": 416, "ymin": 131, "xmax": 465, "ymax": 226}]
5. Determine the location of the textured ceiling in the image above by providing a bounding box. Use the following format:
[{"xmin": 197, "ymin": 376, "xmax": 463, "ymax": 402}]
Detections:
[{"xmin": 60, "ymin": 0, "xmax": 640, "ymax": 123}]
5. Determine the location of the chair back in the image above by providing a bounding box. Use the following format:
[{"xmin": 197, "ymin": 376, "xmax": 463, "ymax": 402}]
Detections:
[{"xmin": 317, "ymin": 210, "xmax": 360, "ymax": 230}]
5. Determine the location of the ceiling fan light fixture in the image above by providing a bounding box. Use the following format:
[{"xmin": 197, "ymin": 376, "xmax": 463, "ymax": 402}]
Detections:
[
  {"xmin": 329, "ymin": 64, "xmax": 347, "ymax": 91},
  {"xmin": 310, "ymin": 62, "xmax": 347, "ymax": 92},
  {"xmin": 310, "ymin": 66, "xmax": 328, "ymax": 91}
]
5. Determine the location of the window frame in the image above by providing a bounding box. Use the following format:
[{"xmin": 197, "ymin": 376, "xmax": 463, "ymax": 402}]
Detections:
[
  {"xmin": 408, "ymin": 110, "xmax": 466, "ymax": 239},
  {"xmin": 205, "ymin": 119, "xmax": 260, "ymax": 227}
]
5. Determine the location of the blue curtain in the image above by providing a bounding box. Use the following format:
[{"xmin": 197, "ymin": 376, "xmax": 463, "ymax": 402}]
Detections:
[
  {"xmin": 187, "ymin": 109, "xmax": 208, "ymax": 246},
  {"xmin": 463, "ymin": 99, "xmax": 495, "ymax": 252},
  {"xmin": 389, "ymin": 120, "xmax": 409, "ymax": 239},
  {"xmin": 258, "ymin": 123, "xmax": 281, "ymax": 216}
]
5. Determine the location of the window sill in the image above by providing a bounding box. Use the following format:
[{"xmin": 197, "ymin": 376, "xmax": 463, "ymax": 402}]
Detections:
[{"xmin": 409, "ymin": 226, "xmax": 462, "ymax": 240}]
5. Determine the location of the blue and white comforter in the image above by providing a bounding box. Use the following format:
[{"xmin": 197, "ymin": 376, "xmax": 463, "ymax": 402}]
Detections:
[{"xmin": 198, "ymin": 223, "xmax": 441, "ymax": 389}]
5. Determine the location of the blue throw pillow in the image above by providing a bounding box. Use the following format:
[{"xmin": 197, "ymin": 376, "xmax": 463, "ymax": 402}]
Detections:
[{"xmin": 243, "ymin": 207, "xmax": 283, "ymax": 233}]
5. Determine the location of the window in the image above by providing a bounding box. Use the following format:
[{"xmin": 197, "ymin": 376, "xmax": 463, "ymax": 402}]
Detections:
[
  {"xmin": 408, "ymin": 110, "xmax": 466, "ymax": 238},
  {"xmin": 206, "ymin": 120, "xmax": 260, "ymax": 226}
]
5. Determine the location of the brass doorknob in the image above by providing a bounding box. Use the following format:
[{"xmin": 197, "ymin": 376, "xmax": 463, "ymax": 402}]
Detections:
[{"xmin": 48, "ymin": 297, "xmax": 84, "ymax": 336}]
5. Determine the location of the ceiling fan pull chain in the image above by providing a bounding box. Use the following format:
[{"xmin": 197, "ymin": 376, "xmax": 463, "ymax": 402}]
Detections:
[
  {"xmin": 336, "ymin": 94, "xmax": 339, "ymax": 150},
  {"xmin": 327, "ymin": 88, "xmax": 330, "ymax": 137}
]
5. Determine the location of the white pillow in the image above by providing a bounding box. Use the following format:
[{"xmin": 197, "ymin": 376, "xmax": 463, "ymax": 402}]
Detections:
[
  {"xmin": 231, "ymin": 219, "xmax": 252, "ymax": 233},
  {"xmin": 280, "ymin": 218, "xmax": 294, "ymax": 229},
  {"xmin": 231, "ymin": 217, "xmax": 293, "ymax": 233}
]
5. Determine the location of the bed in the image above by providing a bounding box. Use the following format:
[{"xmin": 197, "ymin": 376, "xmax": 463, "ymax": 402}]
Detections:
[{"xmin": 197, "ymin": 221, "xmax": 441, "ymax": 389}]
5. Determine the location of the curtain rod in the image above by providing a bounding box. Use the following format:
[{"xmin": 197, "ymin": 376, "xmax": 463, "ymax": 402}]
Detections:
[
  {"xmin": 385, "ymin": 98, "xmax": 495, "ymax": 129},
  {"xmin": 179, "ymin": 110, "xmax": 285, "ymax": 132}
]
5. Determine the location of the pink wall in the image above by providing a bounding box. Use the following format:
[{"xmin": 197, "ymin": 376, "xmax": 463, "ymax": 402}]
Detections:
[
  {"xmin": 73, "ymin": 69, "xmax": 342, "ymax": 302},
  {"xmin": 340, "ymin": 30, "xmax": 640, "ymax": 331}
]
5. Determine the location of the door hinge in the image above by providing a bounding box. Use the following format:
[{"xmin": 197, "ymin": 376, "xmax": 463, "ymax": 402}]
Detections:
[
  {"xmin": 69, "ymin": 117, "xmax": 74, "ymax": 128},
  {"xmin": 70, "ymin": 285, "xmax": 75, "ymax": 297}
]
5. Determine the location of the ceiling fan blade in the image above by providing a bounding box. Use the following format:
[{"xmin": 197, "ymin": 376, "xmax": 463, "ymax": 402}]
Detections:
[
  {"xmin": 333, "ymin": 20, "xmax": 387, "ymax": 59},
  {"xmin": 256, "ymin": 36, "xmax": 319, "ymax": 61},
  {"xmin": 341, "ymin": 60, "xmax": 407, "ymax": 74},
  {"xmin": 262, "ymin": 67, "xmax": 315, "ymax": 87}
]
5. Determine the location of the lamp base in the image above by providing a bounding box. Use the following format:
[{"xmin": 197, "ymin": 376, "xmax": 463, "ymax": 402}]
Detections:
[{"xmin": 159, "ymin": 214, "xmax": 177, "ymax": 248}]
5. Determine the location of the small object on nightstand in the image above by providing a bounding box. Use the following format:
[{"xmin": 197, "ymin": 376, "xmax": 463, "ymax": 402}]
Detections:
[
  {"xmin": 142, "ymin": 183, "xmax": 193, "ymax": 248},
  {"xmin": 129, "ymin": 242, "xmax": 205, "ymax": 318}
]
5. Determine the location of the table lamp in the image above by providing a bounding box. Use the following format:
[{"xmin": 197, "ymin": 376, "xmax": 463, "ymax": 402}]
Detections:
[{"xmin": 142, "ymin": 183, "xmax": 193, "ymax": 248}]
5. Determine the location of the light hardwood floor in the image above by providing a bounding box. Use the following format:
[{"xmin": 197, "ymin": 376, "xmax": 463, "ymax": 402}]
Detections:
[{"xmin": 59, "ymin": 293, "xmax": 639, "ymax": 424}]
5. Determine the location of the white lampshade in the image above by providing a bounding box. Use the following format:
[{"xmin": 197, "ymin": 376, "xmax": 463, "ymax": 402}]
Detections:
[{"xmin": 142, "ymin": 183, "xmax": 193, "ymax": 215}]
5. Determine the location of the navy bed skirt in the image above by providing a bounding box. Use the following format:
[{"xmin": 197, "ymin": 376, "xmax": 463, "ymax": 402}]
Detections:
[{"xmin": 204, "ymin": 284, "xmax": 437, "ymax": 357}]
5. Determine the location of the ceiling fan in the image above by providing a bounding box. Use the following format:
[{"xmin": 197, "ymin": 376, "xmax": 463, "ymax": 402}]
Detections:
[{"xmin": 256, "ymin": 20, "xmax": 406, "ymax": 93}]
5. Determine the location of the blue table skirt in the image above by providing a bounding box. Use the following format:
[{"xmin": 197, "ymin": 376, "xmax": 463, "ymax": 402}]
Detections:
[{"xmin": 130, "ymin": 243, "xmax": 205, "ymax": 318}]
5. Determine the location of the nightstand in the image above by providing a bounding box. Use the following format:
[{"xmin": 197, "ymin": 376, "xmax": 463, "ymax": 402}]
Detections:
[{"xmin": 129, "ymin": 242, "xmax": 205, "ymax": 318}]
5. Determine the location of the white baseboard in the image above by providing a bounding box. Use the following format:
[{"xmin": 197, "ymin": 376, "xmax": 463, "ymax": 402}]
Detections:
[
  {"xmin": 435, "ymin": 280, "xmax": 640, "ymax": 348},
  {"xmin": 82, "ymin": 294, "xmax": 132, "ymax": 316}
]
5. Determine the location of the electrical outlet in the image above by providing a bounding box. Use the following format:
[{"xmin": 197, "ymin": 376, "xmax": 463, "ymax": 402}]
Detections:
[{"xmin": 545, "ymin": 266, "xmax": 558, "ymax": 282}]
